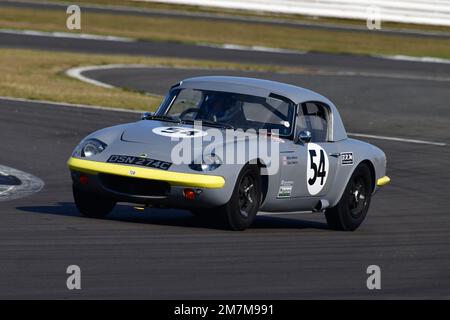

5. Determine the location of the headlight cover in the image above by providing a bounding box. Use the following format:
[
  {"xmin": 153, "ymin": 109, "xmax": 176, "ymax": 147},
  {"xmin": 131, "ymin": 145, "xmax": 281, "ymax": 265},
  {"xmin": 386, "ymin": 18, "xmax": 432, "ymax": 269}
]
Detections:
[
  {"xmin": 73, "ymin": 138, "xmax": 108, "ymax": 158},
  {"xmin": 189, "ymin": 153, "xmax": 222, "ymax": 172}
]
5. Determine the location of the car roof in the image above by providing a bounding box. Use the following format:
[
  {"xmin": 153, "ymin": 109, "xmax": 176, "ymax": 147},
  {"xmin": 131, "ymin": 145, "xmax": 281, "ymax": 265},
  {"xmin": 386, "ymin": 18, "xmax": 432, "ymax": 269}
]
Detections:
[
  {"xmin": 178, "ymin": 76, "xmax": 332, "ymax": 105},
  {"xmin": 176, "ymin": 76, "xmax": 347, "ymax": 141}
]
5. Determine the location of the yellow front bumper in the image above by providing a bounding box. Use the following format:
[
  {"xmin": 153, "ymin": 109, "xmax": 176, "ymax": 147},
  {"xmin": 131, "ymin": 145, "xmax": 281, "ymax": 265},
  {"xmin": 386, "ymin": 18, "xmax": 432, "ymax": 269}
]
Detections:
[
  {"xmin": 376, "ymin": 176, "xmax": 391, "ymax": 187},
  {"xmin": 67, "ymin": 157, "xmax": 225, "ymax": 189}
]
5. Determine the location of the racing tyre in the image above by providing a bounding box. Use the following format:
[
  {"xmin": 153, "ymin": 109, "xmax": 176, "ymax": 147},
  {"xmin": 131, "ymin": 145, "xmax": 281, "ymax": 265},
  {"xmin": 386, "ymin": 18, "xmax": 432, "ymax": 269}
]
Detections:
[
  {"xmin": 325, "ymin": 163, "xmax": 373, "ymax": 231},
  {"xmin": 218, "ymin": 165, "xmax": 261, "ymax": 231},
  {"xmin": 73, "ymin": 186, "xmax": 116, "ymax": 218}
]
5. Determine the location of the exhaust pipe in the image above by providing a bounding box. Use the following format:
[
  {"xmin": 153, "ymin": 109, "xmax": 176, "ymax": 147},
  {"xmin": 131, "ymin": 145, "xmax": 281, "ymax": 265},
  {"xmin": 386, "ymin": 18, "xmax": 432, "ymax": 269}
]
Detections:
[{"xmin": 313, "ymin": 199, "xmax": 329, "ymax": 212}]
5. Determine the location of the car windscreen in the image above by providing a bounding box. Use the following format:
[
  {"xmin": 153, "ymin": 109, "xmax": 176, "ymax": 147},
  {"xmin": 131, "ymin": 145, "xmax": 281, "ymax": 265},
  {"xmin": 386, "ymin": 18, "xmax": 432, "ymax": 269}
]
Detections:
[{"xmin": 158, "ymin": 88, "xmax": 295, "ymax": 136}]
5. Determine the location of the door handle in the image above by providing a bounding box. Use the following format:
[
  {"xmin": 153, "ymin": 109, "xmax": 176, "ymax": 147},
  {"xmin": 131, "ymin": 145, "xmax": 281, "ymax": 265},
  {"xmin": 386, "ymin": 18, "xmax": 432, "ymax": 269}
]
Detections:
[{"xmin": 329, "ymin": 153, "xmax": 341, "ymax": 158}]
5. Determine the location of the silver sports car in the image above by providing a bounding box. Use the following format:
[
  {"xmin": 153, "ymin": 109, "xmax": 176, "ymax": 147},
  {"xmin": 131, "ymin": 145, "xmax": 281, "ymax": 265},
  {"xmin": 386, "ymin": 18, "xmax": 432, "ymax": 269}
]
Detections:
[{"xmin": 68, "ymin": 76, "xmax": 390, "ymax": 231}]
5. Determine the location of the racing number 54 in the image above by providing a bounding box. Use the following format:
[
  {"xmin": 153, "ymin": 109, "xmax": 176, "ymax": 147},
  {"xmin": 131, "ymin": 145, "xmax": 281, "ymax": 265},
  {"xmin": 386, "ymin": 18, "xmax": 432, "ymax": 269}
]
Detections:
[{"xmin": 308, "ymin": 149, "xmax": 326, "ymax": 186}]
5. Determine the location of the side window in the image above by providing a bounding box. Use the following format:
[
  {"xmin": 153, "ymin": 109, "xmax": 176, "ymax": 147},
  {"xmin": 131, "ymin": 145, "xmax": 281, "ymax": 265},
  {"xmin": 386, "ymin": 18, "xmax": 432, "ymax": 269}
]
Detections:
[
  {"xmin": 300, "ymin": 102, "xmax": 329, "ymax": 142},
  {"xmin": 242, "ymin": 97, "xmax": 291, "ymax": 125}
]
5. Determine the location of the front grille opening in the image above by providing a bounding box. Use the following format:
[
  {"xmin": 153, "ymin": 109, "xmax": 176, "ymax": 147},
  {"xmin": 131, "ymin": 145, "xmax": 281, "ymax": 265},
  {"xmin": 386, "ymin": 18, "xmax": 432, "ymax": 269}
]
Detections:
[{"xmin": 99, "ymin": 174, "xmax": 170, "ymax": 197}]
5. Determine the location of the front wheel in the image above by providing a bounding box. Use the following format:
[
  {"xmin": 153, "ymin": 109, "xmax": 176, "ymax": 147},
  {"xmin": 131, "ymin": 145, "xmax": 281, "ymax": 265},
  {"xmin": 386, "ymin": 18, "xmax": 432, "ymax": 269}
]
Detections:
[
  {"xmin": 73, "ymin": 186, "xmax": 116, "ymax": 218},
  {"xmin": 218, "ymin": 165, "xmax": 261, "ymax": 231},
  {"xmin": 325, "ymin": 163, "xmax": 373, "ymax": 231}
]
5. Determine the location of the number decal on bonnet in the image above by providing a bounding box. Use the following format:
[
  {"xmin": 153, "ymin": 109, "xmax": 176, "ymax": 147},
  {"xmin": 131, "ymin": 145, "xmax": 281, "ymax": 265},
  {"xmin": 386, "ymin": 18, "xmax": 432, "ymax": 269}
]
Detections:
[
  {"xmin": 152, "ymin": 127, "xmax": 207, "ymax": 138},
  {"xmin": 307, "ymin": 143, "xmax": 329, "ymax": 195}
]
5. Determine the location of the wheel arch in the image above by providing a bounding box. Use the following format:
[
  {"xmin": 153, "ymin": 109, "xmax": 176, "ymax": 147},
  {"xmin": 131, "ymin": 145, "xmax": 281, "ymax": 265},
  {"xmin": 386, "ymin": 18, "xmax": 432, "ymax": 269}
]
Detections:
[
  {"xmin": 359, "ymin": 159, "xmax": 376, "ymax": 193},
  {"xmin": 330, "ymin": 159, "xmax": 375, "ymax": 207},
  {"xmin": 247, "ymin": 158, "xmax": 268, "ymax": 205}
]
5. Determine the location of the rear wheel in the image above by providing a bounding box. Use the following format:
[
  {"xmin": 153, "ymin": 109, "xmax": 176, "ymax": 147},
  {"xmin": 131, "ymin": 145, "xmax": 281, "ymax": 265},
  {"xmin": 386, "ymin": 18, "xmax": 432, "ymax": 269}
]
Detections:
[
  {"xmin": 218, "ymin": 165, "xmax": 261, "ymax": 231},
  {"xmin": 325, "ymin": 163, "xmax": 373, "ymax": 231},
  {"xmin": 73, "ymin": 186, "xmax": 116, "ymax": 218}
]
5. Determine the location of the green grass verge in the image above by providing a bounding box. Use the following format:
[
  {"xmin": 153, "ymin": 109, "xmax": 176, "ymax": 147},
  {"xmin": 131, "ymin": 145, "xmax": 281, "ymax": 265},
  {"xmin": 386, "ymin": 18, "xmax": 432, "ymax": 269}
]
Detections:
[
  {"xmin": 1, "ymin": 6, "xmax": 450, "ymax": 60},
  {"xmin": 0, "ymin": 48, "xmax": 289, "ymax": 110}
]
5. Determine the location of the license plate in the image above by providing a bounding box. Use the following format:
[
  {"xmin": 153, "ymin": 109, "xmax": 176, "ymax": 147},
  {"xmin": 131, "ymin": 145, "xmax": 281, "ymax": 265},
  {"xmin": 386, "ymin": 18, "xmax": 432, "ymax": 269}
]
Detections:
[{"xmin": 107, "ymin": 155, "xmax": 172, "ymax": 170}]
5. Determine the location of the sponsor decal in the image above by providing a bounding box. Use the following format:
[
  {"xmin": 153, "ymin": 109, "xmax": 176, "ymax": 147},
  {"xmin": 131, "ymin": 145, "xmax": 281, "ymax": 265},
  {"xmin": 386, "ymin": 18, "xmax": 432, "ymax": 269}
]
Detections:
[
  {"xmin": 277, "ymin": 180, "xmax": 293, "ymax": 198},
  {"xmin": 152, "ymin": 126, "xmax": 207, "ymax": 138},
  {"xmin": 341, "ymin": 152, "xmax": 354, "ymax": 165},
  {"xmin": 307, "ymin": 143, "xmax": 329, "ymax": 195},
  {"xmin": 277, "ymin": 186, "xmax": 292, "ymax": 198},
  {"xmin": 282, "ymin": 155, "xmax": 298, "ymax": 166},
  {"xmin": 107, "ymin": 155, "xmax": 172, "ymax": 170}
]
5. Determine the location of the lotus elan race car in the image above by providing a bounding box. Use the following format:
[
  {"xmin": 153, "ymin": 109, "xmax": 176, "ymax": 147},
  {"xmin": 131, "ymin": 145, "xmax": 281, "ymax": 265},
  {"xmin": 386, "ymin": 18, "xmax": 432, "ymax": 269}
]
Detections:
[{"xmin": 68, "ymin": 76, "xmax": 390, "ymax": 231}]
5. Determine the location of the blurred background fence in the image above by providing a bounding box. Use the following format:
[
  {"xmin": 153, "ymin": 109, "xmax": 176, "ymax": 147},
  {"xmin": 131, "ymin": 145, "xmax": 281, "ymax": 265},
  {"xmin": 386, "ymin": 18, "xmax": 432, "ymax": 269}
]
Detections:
[{"xmin": 136, "ymin": 0, "xmax": 450, "ymax": 27}]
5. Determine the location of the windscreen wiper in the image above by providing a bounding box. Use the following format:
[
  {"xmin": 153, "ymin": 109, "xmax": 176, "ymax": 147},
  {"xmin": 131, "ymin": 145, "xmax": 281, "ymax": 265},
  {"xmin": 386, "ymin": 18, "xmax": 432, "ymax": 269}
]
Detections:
[
  {"xmin": 146, "ymin": 114, "xmax": 181, "ymax": 123},
  {"xmin": 181, "ymin": 119, "xmax": 235, "ymax": 130}
]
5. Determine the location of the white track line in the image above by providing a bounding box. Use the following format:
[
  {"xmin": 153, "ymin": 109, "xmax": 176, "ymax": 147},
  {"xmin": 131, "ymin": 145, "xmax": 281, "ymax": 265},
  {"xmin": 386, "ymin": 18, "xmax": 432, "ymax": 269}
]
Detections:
[
  {"xmin": 199, "ymin": 42, "xmax": 450, "ymax": 65},
  {"xmin": 372, "ymin": 54, "xmax": 450, "ymax": 65},
  {"xmin": 198, "ymin": 43, "xmax": 306, "ymax": 54},
  {"xmin": 65, "ymin": 64, "xmax": 154, "ymax": 89},
  {"xmin": 0, "ymin": 29, "xmax": 135, "ymax": 42},
  {"xmin": 65, "ymin": 64, "xmax": 219, "ymax": 89},
  {"xmin": 0, "ymin": 165, "xmax": 45, "ymax": 201},
  {"xmin": 348, "ymin": 133, "xmax": 446, "ymax": 147},
  {"xmin": 0, "ymin": 170, "xmax": 14, "ymax": 196},
  {"xmin": 66, "ymin": 66, "xmax": 116, "ymax": 89},
  {"xmin": 320, "ymin": 70, "xmax": 450, "ymax": 82},
  {"xmin": 65, "ymin": 64, "xmax": 251, "ymax": 89},
  {"xmin": 0, "ymin": 186, "xmax": 14, "ymax": 196}
]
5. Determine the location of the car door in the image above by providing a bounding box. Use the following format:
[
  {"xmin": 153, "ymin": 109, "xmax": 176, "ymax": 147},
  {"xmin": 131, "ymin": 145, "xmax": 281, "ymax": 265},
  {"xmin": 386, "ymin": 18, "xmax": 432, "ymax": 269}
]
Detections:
[
  {"xmin": 276, "ymin": 102, "xmax": 338, "ymax": 209},
  {"xmin": 301, "ymin": 101, "xmax": 339, "ymax": 198}
]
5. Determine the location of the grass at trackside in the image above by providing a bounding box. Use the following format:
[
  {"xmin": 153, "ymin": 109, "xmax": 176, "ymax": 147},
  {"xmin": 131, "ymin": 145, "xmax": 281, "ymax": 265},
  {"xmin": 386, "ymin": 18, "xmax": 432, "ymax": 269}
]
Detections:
[
  {"xmin": 45, "ymin": 0, "xmax": 450, "ymax": 34},
  {"xmin": 1, "ymin": 6, "xmax": 450, "ymax": 60},
  {"xmin": 0, "ymin": 48, "xmax": 289, "ymax": 110}
]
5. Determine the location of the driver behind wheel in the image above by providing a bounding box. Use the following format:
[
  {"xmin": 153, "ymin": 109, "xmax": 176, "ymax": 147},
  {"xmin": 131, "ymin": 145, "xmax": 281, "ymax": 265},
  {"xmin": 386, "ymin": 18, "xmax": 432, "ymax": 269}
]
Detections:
[{"xmin": 201, "ymin": 93, "xmax": 244, "ymax": 125}]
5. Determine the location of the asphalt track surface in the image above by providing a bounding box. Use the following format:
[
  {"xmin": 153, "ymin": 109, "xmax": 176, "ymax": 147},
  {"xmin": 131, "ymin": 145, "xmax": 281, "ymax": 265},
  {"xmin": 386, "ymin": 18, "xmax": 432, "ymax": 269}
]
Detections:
[{"xmin": 1, "ymin": 23, "xmax": 450, "ymax": 299}]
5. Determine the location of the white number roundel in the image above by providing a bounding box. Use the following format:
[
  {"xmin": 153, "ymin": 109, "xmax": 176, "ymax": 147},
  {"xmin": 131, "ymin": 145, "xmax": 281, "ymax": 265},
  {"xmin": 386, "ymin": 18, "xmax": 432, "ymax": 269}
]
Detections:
[
  {"xmin": 306, "ymin": 143, "xmax": 329, "ymax": 195},
  {"xmin": 152, "ymin": 127, "xmax": 207, "ymax": 138}
]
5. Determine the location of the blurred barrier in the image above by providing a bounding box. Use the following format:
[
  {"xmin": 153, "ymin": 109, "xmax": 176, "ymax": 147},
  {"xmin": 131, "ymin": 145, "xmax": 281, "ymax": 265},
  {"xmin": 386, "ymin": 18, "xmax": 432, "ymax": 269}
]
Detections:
[{"xmin": 136, "ymin": 0, "xmax": 450, "ymax": 27}]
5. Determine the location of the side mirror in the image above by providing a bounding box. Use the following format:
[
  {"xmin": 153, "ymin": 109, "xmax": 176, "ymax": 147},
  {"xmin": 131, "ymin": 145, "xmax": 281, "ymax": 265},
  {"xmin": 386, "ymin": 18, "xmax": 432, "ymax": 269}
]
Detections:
[
  {"xmin": 141, "ymin": 112, "xmax": 153, "ymax": 120},
  {"xmin": 296, "ymin": 130, "xmax": 312, "ymax": 144}
]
